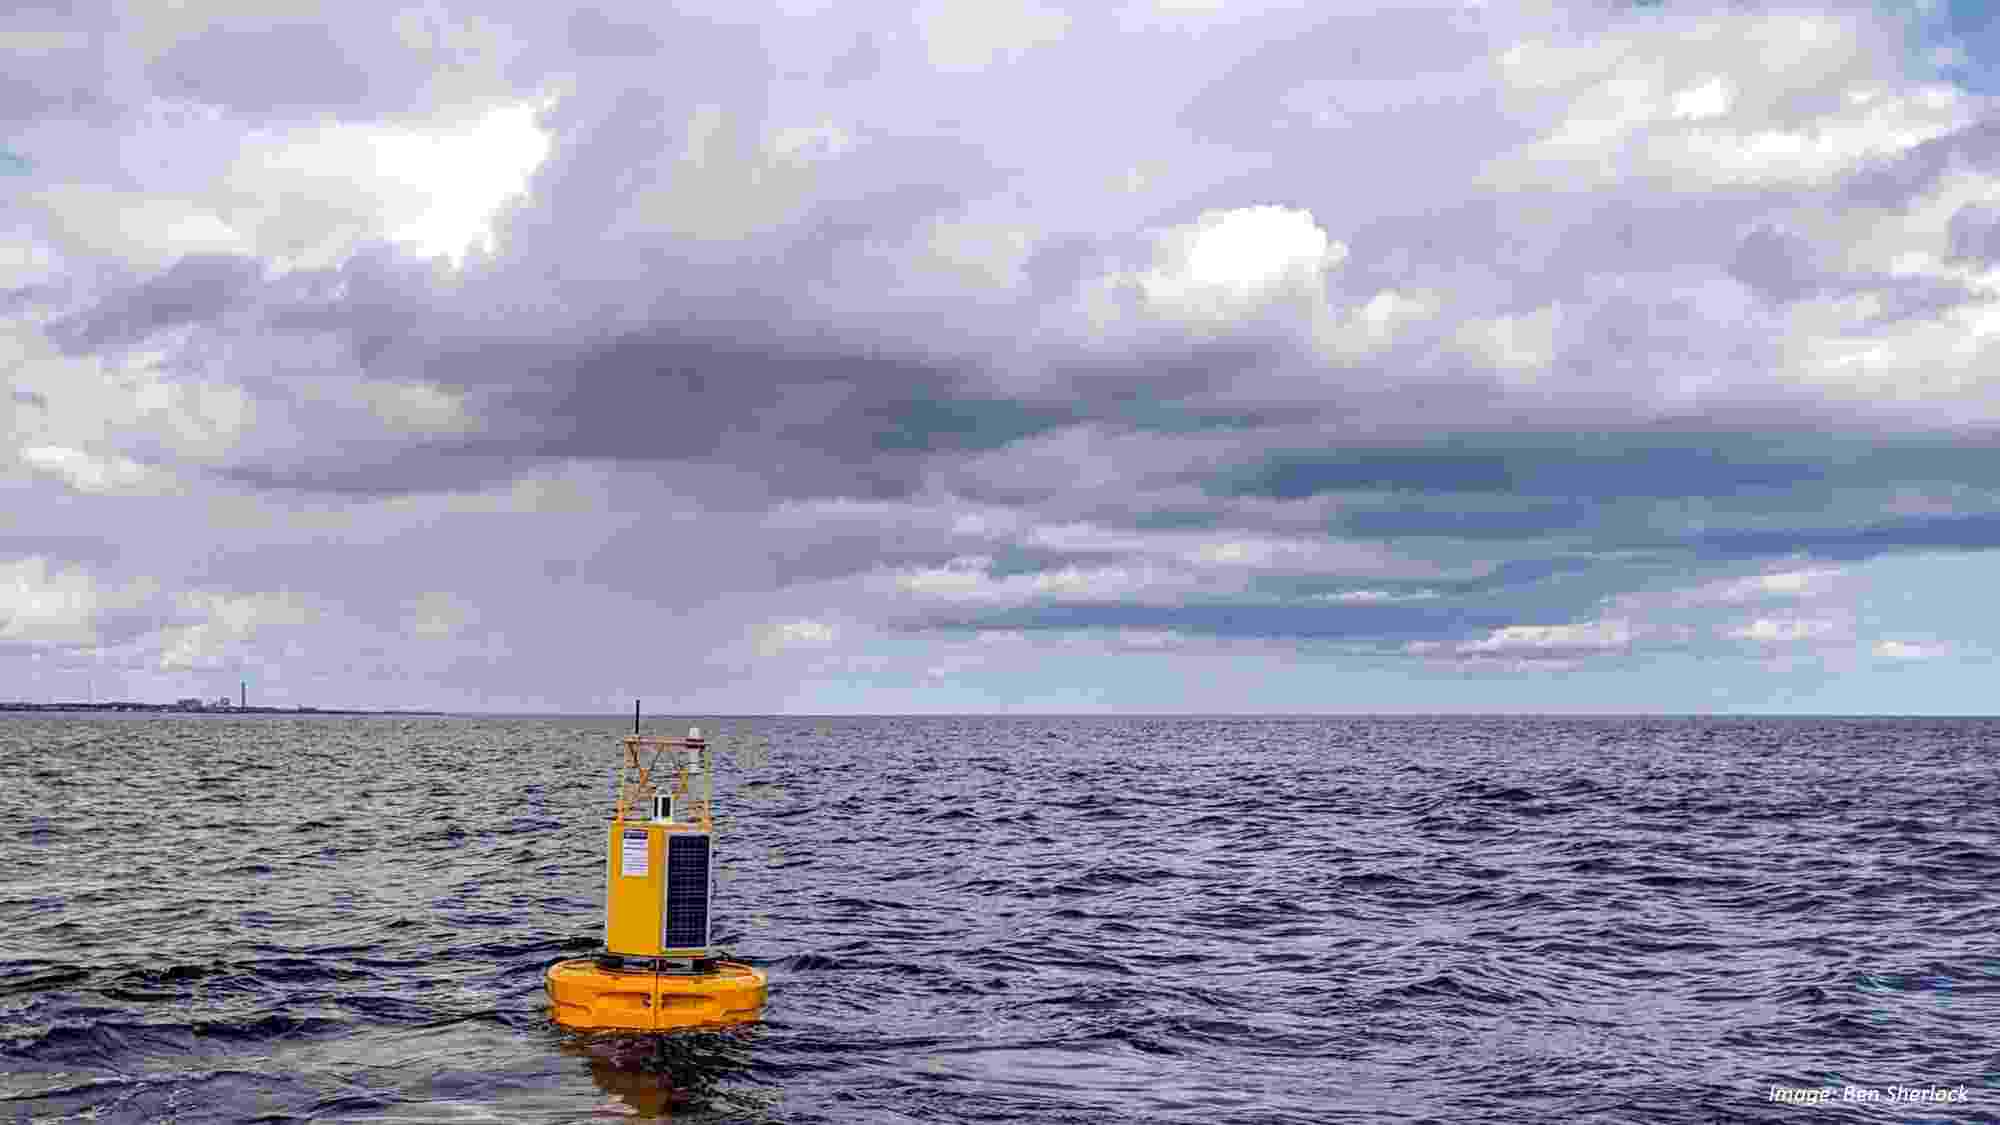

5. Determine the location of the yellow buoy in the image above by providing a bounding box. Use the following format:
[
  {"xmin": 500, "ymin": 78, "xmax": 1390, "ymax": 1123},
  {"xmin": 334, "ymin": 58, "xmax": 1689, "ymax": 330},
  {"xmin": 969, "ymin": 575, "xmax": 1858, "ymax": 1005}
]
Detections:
[
  {"xmin": 546, "ymin": 721, "xmax": 767, "ymax": 1032},
  {"xmin": 546, "ymin": 957, "xmax": 766, "ymax": 1032}
]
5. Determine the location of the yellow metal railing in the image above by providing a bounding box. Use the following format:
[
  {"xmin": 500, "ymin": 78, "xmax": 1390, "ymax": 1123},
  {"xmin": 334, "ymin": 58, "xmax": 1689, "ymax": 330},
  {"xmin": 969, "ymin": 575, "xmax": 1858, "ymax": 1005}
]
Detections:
[{"xmin": 612, "ymin": 732, "xmax": 711, "ymax": 832}]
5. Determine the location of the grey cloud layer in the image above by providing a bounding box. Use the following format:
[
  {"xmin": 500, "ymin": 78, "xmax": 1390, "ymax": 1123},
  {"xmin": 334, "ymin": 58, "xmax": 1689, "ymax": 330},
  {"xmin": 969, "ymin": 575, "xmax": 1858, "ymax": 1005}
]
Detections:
[{"xmin": 7, "ymin": 0, "xmax": 2000, "ymax": 705}]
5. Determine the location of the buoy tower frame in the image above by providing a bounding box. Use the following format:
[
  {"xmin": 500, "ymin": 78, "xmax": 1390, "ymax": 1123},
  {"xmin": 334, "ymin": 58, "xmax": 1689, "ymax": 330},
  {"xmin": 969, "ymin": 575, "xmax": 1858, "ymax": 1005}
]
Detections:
[{"xmin": 545, "ymin": 715, "xmax": 767, "ymax": 1032}]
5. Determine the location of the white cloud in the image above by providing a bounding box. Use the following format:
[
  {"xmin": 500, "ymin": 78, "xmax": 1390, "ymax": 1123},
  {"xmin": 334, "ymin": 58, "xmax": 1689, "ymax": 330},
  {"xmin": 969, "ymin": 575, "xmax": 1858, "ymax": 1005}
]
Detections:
[
  {"xmin": 1457, "ymin": 617, "xmax": 1637, "ymax": 656},
  {"xmin": 1716, "ymin": 568, "xmax": 1840, "ymax": 600},
  {"xmin": 756, "ymin": 618, "xmax": 839, "ymax": 656},
  {"xmin": 1873, "ymin": 638, "xmax": 1946, "ymax": 660},
  {"xmin": 1137, "ymin": 205, "xmax": 1346, "ymax": 325},
  {"xmin": 1406, "ymin": 616, "xmax": 1643, "ymax": 670},
  {"xmin": 1186, "ymin": 539, "xmax": 1278, "ymax": 567},
  {"xmin": 1113, "ymin": 628, "xmax": 1184, "ymax": 650},
  {"xmin": 882, "ymin": 555, "xmax": 1178, "ymax": 604},
  {"xmin": 361, "ymin": 380, "xmax": 474, "ymax": 433},
  {"xmin": 951, "ymin": 509, "xmax": 1024, "ymax": 539},
  {"xmin": 920, "ymin": 211, "xmax": 1036, "ymax": 292},
  {"xmin": 230, "ymin": 97, "xmax": 553, "ymax": 267},
  {"xmin": 0, "ymin": 29, "xmax": 90, "ymax": 52},
  {"xmin": 1454, "ymin": 305, "xmax": 1560, "ymax": 376},
  {"xmin": 404, "ymin": 591, "xmax": 479, "ymax": 639},
  {"xmin": 1725, "ymin": 616, "xmax": 1843, "ymax": 644},
  {"xmin": 24, "ymin": 187, "xmax": 249, "ymax": 269},
  {"xmin": 1761, "ymin": 168, "xmax": 2000, "ymax": 417},
  {"xmin": 611, "ymin": 102, "xmax": 850, "ymax": 247},
  {"xmin": 918, "ymin": 0, "xmax": 1071, "ymax": 72},
  {"xmin": 0, "ymin": 222, "xmax": 63, "ymax": 292},
  {"xmin": 371, "ymin": 101, "xmax": 552, "ymax": 262},
  {"xmin": 1183, "ymin": 535, "xmax": 1375, "ymax": 571},
  {"xmin": 1023, "ymin": 522, "xmax": 1174, "ymax": 555},
  {"xmin": 1675, "ymin": 567, "xmax": 1844, "ymax": 606},
  {"xmin": 18, "ymin": 445, "xmax": 169, "ymax": 495},
  {"xmin": 0, "ymin": 558, "xmax": 152, "ymax": 647},
  {"xmin": 1315, "ymin": 288, "xmax": 1441, "ymax": 362},
  {"xmin": 140, "ymin": 377, "xmax": 256, "ymax": 460},
  {"xmin": 1016, "ymin": 522, "xmax": 1444, "ymax": 581},
  {"xmin": 156, "ymin": 591, "xmax": 315, "ymax": 672},
  {"xmin": 767, "ymin": 120, "xmax": 856, "ymax": 166},
  {"xmin": 1671, "ymin": 75, "xmax": 1733, "ymax": 122},
  {"xmin": 1656, "ymin": 92, "xmax": 1965, "ymax": 188},
  {"xmin": 1313, "ymin": 589, "xmax": 1440, "ymax": 603},
  {"xmin": 1486, "ymin": 11, "xmax": 1970, "ymax": 192}
]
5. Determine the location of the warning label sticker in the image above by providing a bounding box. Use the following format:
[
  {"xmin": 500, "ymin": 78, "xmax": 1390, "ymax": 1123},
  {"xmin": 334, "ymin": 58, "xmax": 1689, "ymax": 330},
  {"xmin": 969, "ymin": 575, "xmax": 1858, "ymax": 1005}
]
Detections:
[{"xmin": 620, "ymin": 829, "xmax": 650, "ymax": 877}]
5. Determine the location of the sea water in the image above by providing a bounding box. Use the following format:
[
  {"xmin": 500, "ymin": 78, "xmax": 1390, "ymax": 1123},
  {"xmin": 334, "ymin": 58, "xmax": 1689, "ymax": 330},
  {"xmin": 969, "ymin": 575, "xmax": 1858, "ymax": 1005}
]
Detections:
[{"xmin": 3, "ymin": 714, "xmax": 1997, "ymax": 1123}]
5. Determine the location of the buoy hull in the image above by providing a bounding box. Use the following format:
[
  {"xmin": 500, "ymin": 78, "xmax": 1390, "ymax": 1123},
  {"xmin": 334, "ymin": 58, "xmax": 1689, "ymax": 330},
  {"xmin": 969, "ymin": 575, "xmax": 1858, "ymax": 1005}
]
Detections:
[{"xmin": 546, "ymin": 959, "xmax": 767, "ymax": 1032}]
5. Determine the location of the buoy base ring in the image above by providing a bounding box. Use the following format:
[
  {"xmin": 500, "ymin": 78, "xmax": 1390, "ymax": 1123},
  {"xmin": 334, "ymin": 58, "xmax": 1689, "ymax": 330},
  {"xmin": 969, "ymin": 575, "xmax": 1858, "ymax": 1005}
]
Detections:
[{"xmin": 546, "ymin": 958, "xmax": 767, "ymax": 1033}]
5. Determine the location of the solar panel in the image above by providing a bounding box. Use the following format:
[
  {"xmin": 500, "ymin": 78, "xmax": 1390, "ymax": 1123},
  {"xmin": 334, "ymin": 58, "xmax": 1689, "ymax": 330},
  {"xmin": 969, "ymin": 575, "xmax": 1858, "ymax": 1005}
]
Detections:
[{"xmin": 662, "ymin": 832, "xmax": 711, "ymax": 950}]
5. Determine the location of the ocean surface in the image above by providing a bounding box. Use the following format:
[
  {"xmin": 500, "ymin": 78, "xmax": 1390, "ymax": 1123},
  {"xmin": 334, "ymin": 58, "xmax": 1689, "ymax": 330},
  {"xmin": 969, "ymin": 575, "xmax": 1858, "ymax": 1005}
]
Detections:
[{"xmin": 3, "ymin": 714, "xmax": 1998, "ymax": 1124}]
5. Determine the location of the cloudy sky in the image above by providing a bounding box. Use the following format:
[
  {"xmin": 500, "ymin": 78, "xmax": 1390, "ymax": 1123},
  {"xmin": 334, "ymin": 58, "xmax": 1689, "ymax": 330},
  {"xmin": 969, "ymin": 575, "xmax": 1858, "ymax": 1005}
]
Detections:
[{"xmin": 7, "ymin": 0, "xmax": 2000, "ymax": 713}]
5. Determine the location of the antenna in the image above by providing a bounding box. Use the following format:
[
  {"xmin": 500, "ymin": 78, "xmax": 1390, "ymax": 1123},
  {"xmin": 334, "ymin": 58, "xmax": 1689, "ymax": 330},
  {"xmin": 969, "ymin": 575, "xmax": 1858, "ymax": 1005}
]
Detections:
[{"xmin": 634, "ymin": 699, "xmax": 640, "ymax": 734}]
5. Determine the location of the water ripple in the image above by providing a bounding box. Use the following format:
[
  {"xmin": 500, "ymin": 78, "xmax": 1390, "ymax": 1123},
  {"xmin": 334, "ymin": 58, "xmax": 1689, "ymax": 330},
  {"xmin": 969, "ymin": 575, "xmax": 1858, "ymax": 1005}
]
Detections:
[{"xmin": 3, "ymin": 714, "xmax": 1998, "ymax": 1121}]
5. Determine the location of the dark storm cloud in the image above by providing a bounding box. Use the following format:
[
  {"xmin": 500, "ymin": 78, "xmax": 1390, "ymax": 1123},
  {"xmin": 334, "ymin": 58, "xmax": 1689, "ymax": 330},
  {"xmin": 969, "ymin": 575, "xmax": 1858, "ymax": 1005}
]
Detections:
[
  {"xmin": 1862, "ymin": 274, "xmax": 1985, "ymax": 325},
  {"xmin": 912, "ymin": 601, "xmax": 1514, "ymax": 643},
  {"xmin": 210, "ymin": 294, "xmax": 1084, "ymax": 503},
  {"xmin": 1057, "ymin": 343, "xmax": 1279, "ymax": 419},
  {"xmin": 980, "ymin": 544, "xmax": 1137, "ymax": 578},
  {"xmin": 1214, "ymin": 448, "xmax": 1519, "ymax": 498},
  {"xmin": 1333, "ymin": 192, "xmax": 1771, "ymax": 312},
  {"xmin": 1840, "ymin": 117, "xmax": 2000, "ymax": 211},
  {"xmin": 258, "ymin": 247, "xmax": 444, "ymax": 373},
  {"xmin": 1728, "ymin": 224, "xmax": 1983, "ymax": 318},
  {"xmin": 1240, "ymin": 557, "xmax": 1605, "ymax": 606},
  {"xmin": 774, "ymin": 163, "xmax": 1003, "ymax": 279},
  {"xmin": 1702, "ymin": 512, "xmax": 2000, "ymax": 561},
  {"xmin": 0, "ymin": 68, "xmax": 101, "ymax": 124},
  {"xmin": 867, "ymin": 395, "xmax": 1083, "ymax": 455},
  {"xmin": 0, "ymin": 6, "xmax": 124, "ymax": 125},
  {"xmin": 1175, "ymin": 8, "xmax": 1488, "ymax": 151},
  {"xmin": 1127, "ymin": 508, "xmax": 1227, "ymax": 532},
  {"xmin": 144, "ymin": 19, "xmax": 438, "ymax": 122},
  {"xmin": 47, "ymin": 255, "xmax": 262, "ymax": 355},
  {"xmin": 572, "ymin": 509, "xmax": 974, "ymax": 601},
  {"xmin": 1187, "ymin": 433, "xmax": 2000, "ymax": 558},
  {"xmin": 1947, "ymin": 202, "xmax": 2000, "ymax": 263},
  {"xmin": 215, "ymin": 449, "xmax": 543, "ymax": 498},
  {"xmin": 0, "ymin": 286, "xmax": 60, "ymax": 317},
  {"xmin": 2, "ymin": 537, "xmax": 121, "ymax": 568},
  {"xmin": 1447, "ymin": 555, "xmax": 1603, "ymax": 594},
  {"xmin": 497, "ymin": 328, "xmax": 1078, "ymax": 500},
  {"xmin": 566, "ymin": 8, "xmax": 665, "ymax": 58},
  {"xmin": 85, "ymin": 604, "xmax": 181, "ymax": 650},
  {"xmin": 765, "ymin": 535, "xmax": 962, "ymax": 588},
  {"xmin": 1340, "ymin": 500, "xmax": 1595, "ymax": 540},
  {"xmin": 824, "ymin": 32, "xmax": 883, "ymax": 87},
  {"xmin": 1729, "ymin": 225, "xmax": 1823, "ymax": 303},
  {"xmin": 1207, "ymin": 436, "xmax": 1839, "ymax": 504},
  {"xmin": 943, "ymin": 477, "xmax": 1068, "ymax": 508}
]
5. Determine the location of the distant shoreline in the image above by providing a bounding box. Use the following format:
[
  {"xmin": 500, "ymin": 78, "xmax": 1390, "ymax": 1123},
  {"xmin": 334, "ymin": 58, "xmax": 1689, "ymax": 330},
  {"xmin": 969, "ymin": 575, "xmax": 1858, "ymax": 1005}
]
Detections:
[{"xmin": 0, "ymin": 702, "xmax": 446, "ymax": 716}]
